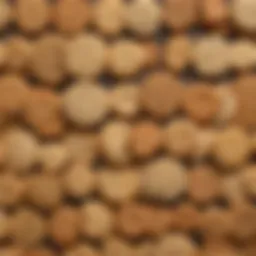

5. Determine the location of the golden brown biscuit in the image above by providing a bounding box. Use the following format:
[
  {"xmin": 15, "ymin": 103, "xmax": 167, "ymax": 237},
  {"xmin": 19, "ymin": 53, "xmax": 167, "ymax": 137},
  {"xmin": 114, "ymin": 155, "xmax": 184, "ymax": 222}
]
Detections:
[
  {"xmin": 23, "ymin": 89, "xmax": 64, "ymax": 138},
  {"xmin": 49, "ymin": 206, "xmax": 80, "ymax": 246},
  {"xmin": 129, "ymin": 121, "xmax": 162, "ymax": 159},
  {"xmin": 53, "ymin": 0, "xmax": 89, "ymax": 34},
  {"xmin": 140, "ymin": 71, "xmax": 183, "ymax": 119},
  {"xmin": 188, "ymin": 165, "xmax": 221, "ymax": 204},
  {"xmin": 182, "ymin": 84, "xmax": 220, "ymax": 123},
  {"xmin": 165, "ymin": 36, "xmax": 192, "ymax": 72}
]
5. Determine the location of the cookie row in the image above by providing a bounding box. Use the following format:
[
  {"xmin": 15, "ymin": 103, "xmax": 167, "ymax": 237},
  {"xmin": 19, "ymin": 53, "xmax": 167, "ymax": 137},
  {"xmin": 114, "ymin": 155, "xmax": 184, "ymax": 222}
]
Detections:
[
  {"xmin": 1, "ymin": 131, "xmax": 256, "ymax": 207},
  {"xmin": 1, "ymin": 0, "xmax": 256, "ymax": 35},
  {"xmin": 0, "ymin": 196, "xmax": 256, "ymax": 249},
  {"xmin": 2, "ymin": 34, "xmax": 256, "ymax": 82}
]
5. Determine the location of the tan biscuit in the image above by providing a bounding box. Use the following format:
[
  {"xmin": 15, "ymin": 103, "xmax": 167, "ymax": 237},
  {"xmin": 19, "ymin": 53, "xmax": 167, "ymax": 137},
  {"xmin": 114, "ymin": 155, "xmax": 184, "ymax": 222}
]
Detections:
[
  {"xmin": 30, "ymin": 35, "xmax": 66, "ymax": 85},
  {"xmin": 15, "ymin": 0, "xmax": 50, "ymax": 33},
  {"xmin": 97, "ymin": 169, "xmax": 140, "ymax": 204},
  {"xmin": 66, "ymin": 34, "xmax": 106, "ymax": 77},
  {"xmin": 6, "ymin": 36, "xmax": 33, "ymax": 71},
  {"xmin": 165, "ymin": 119, "xmax": 199, "ymax": 158},
  {"xmin": 62, "ymin": 164, "xmax": 95, "ymax": 198},
  {"xmin": 81, "ymin": 201, "xmax": 113, "ymax": 239},
  {"xmin": 163, "ymin": 0, "xmax": 198, "ymax": 31},
  {"xmin": 4, "ymin": 127, "xmax": 39, "ymax": 173},
  {"xmin": 9, "ymin": 209, "xmax": 46, "ymax": 246},
  {"xmin": 108, "ymin": 40, "xmax": 146, "ymax": 77},
  {"xmin": 0, "ymin": 174, "xmax": 26, "ymax": 207},
  {"xmin": 165, "ymin": 36, "xmax": 192, "ymax": 72},
  {"xmin": 27, "ymin": 175, "xmax": 62, "ymax": 209},
  {"xmin": 154, "ymin": 233, "xmax": 197, "ymax": 256},
  {"xmin": 213, "ymin": 127, "xmax": 251, "ymax": 168},
  {"xmin": 93, "ymin": 0, "xmax": 125, "ymax": 36},
  {"xmin": 110, "ymin": 83, "xmax": 139, "ymax": 119},
  {"xmin": 99, "ymin": 121, "xmax": 131, "ymax": 164}
]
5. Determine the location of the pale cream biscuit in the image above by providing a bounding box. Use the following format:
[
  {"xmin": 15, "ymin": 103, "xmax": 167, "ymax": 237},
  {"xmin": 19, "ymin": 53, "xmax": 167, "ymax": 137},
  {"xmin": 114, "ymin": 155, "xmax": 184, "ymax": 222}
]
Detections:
[
  {"xmin": 141, "ymin": 158, "xmax": 187, "ymax": 201},
  {"xmin": 99, "ymin": 121, "xmax": 131, "ymax": 164},
  {"xmin": 107, "ymin": 40, "xmax": 146, "ymax": 77},
  {"xmin": 124, "ymin": 0, "xmax": 161, "ymax": 36},
  {"xmin": 232, "ymin": 0, "xmax": 256, "ymax": 32},
  {"xmin": 63, "ymin": 82, "xmax": 109, "ymax": 126},
  {"xmin": 109, "ymin": 83, "xmax": 139, "ymax": 119},
  {"xmin": 192, "ymin": 35, "xmax": 230, "ymax": 76},
  {"xmin": 66, "ymin": 34, "xmax": 107, "ymax": 77}
]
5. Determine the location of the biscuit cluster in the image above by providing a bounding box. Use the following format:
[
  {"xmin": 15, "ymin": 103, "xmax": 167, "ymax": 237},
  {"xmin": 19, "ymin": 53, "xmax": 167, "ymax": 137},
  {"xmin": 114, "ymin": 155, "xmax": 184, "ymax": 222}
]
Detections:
[{"xmin": 1, "ymin": 0, "xmax": 256, "ymax": 256}]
